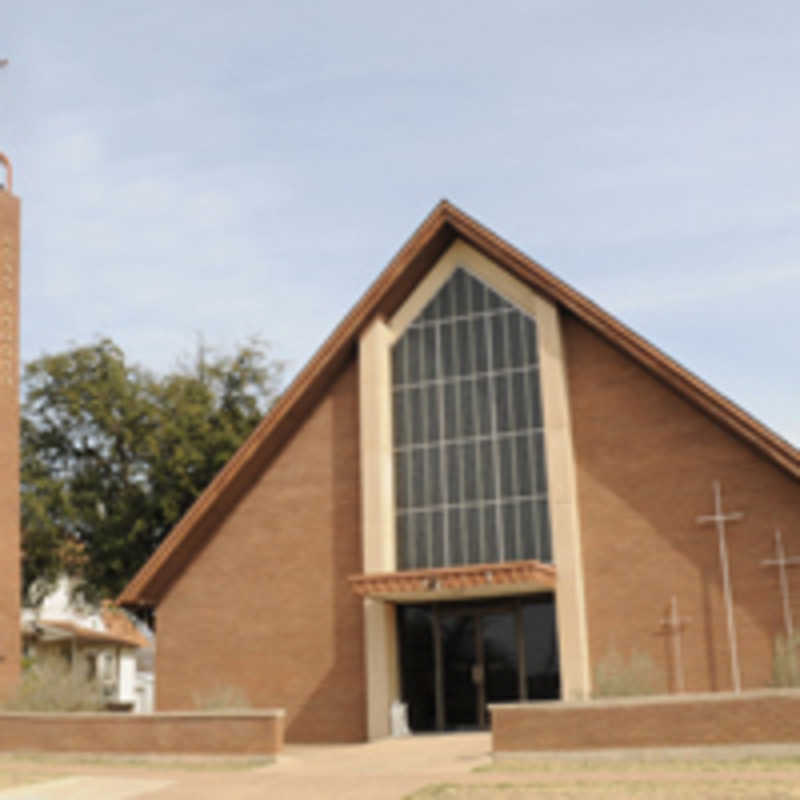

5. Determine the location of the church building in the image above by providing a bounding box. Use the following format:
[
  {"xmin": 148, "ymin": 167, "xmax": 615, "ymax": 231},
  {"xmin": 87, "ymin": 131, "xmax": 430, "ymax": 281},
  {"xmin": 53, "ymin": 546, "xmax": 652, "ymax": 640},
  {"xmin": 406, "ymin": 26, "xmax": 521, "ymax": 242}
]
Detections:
[{"xmin": 120, "ymin": 201, "xmax": 800, "ymax": 743}]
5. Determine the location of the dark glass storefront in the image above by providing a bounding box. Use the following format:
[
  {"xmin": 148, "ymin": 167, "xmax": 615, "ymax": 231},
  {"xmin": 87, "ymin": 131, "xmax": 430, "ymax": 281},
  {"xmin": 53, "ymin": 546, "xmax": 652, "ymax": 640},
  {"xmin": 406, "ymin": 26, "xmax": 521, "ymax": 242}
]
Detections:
[{"xmin": 397, "ymin": 594, "xmax": 559, "ymax": 732}]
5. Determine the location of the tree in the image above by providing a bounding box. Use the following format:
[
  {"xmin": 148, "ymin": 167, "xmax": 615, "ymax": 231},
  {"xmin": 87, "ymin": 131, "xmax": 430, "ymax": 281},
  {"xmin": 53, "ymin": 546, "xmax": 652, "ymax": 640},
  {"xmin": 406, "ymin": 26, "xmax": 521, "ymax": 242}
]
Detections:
[{"xmin": 20, "ymin": 337, "xmax": 282, "ymax": 604}]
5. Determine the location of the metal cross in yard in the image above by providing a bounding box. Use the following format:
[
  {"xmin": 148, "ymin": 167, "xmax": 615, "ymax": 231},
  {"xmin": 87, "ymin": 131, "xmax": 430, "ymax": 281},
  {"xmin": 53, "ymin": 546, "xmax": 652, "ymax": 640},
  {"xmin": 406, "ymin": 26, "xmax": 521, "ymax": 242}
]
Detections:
[
  {"xmin": 660, "ymin": 594, "xmax": 691, "ymax": 693},
  {"xmin": 697, "ymin": 480, "xmax": 744, "ymax": 693},
  {"xmin": 761, "ymin": 529, "xmax": 800, "ymax": 640}
]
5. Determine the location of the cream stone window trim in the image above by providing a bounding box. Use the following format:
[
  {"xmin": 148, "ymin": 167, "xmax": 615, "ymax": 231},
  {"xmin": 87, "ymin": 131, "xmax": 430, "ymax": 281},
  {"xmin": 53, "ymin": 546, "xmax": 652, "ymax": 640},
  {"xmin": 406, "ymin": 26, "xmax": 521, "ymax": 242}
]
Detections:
[
  {"xmin": 358, "ymin": 318, "xmax": 400, "ymax": 738},
  {"xmin": 396, "ymin": 240, "xmax": 590, "ymax": 698},
  {"xmin": 359, "ymin": 317, "xmax": 396, "ymax": 574},
  {"xmin": 389, "ymin": 240, "xmax": 548, "ymax": 341},
  {"xmin": 358, "ymin": 239, "xmax": 591, "ymax": 738}
]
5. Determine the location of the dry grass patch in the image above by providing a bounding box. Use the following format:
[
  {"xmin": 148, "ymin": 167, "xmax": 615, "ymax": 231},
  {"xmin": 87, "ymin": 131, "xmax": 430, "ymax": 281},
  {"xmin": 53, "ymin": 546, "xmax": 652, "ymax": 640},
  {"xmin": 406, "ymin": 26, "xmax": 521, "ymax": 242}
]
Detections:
[
  {"xmin": 406, "ymin": 783, "xmax": 800, "ymax": 799},
  {"xmin": 479, "ymin": 755, "xmax": 800, "ymax": 774},
  {"xmin": 592, "ymin": 646, "xmax": 665, "ymax": 698},
  {"xmin": 405, "ymin": 755, "xmax": 800, "ymax": 799},
  {"xmin": 2, "ymin": 654, "xmax": 104, "ymax": 712}
]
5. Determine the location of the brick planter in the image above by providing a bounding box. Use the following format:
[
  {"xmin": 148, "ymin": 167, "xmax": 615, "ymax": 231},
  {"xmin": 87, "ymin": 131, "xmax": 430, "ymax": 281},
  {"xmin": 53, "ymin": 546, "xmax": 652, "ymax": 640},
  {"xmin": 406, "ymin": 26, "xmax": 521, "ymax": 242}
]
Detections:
[
  {"xmin": 0, "ymin": 709, "xmax": 285, "ymax": 756},
  {"xmin": 491, "ymin": 690, "xmax": 800, "ymax": 752}
]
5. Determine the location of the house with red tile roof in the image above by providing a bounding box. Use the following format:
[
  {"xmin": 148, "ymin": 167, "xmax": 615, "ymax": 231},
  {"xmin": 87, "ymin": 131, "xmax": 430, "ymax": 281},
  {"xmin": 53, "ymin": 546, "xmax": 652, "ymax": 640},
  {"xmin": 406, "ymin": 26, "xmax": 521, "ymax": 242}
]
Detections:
[
  {"xmin": 120, "ymin": 202, "xmax": 799, "ymax": 742},
  {"xmin": 23, "ymin": 577, "xmax": 154, "ymax": 712}
]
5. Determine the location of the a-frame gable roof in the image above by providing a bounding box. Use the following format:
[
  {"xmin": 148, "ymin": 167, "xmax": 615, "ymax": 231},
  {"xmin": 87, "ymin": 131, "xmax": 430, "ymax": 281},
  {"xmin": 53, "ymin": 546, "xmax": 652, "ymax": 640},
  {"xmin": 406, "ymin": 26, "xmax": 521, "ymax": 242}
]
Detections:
[{"xmin": 119, "ymin": 200, "xmax": 800, "ymax": 607}]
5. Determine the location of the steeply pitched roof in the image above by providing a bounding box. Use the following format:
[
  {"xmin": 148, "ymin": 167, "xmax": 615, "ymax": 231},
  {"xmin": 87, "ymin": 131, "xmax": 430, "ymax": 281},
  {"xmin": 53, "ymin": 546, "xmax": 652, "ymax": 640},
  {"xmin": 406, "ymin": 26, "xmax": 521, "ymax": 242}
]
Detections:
[
  {"xmin": 25, "ymin": 619, "xmax": 143, "ymax": 649},
  {"xmin": 118, "ymin": 200, "xmax": 799, "ymax": 608},
  {"xmin": 100, "ymin": 602, "xmax": 152, "ymax": 649}
]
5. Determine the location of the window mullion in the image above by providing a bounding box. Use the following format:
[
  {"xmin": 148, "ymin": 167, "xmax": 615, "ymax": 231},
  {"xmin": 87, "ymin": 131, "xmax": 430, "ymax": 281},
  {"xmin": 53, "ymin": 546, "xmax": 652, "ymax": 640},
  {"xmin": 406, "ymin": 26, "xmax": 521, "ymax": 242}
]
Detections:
[
  {"xmin": 434, "ymin": 315, "xmax": 449, "ymax": 567},
  {"xmin": 503, "ymin": 310, "xmax": 522, "ymax": 561},
  {"xmin": 402, "ymin": 337, "xmax": 416, "ymax": 568},
  {"xmin": 465, "ymin": 277, "xmax": 486, "ymax": 563},
  {"xmin": 484, "ymin": 304, "xmax": 505, "ymax": 563},
  {"xmin": 520, "ymin": 324, "xmax": 540, "ymax": 560}
]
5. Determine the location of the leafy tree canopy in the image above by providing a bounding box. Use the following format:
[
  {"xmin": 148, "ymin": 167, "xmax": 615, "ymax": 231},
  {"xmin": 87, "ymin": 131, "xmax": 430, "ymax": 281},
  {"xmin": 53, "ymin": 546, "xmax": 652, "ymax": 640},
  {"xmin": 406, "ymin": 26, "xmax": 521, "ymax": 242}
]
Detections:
[{"xmin": 21, "ymin": 337, "xmax": 282, "ymax": 606}]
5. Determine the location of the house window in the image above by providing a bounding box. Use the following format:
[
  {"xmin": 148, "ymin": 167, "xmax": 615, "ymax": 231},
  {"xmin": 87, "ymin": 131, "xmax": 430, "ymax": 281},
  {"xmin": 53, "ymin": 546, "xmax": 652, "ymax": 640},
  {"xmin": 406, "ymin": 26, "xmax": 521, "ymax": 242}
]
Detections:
[
  {"xmin": 85, "ymin": 652, "xmax": 97, "ymax": 680},
  {"xmin": 102, "ymin": 651, "xmax": 115, "ymax": 681},
  {"xmin": 392, "ymin": 268, "xmax": 551, "ymax": 569}
]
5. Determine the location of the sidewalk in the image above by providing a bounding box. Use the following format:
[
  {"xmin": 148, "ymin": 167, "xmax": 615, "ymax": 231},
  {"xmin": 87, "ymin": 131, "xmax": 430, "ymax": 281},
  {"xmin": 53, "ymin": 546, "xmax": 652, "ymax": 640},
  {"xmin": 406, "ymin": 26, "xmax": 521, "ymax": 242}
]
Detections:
[
  {"xmin": 0, "ymin": 733, "xmax": 493, "ymax": 800},
  {"xmin": 4, "ymin": 736, "xmax": 800, "ymax": 800}
]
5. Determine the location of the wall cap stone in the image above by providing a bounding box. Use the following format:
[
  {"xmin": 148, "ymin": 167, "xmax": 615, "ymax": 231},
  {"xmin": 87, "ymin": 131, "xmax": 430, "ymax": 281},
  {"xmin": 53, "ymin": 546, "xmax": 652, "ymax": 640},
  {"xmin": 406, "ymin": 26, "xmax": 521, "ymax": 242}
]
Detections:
[
  {"xmin": 0, "ymin": 709, "xmax": 285, "ymax": 720},
  {"xmin": 491, "ymin": 688, "xmax": 800, "ymax": 712}
]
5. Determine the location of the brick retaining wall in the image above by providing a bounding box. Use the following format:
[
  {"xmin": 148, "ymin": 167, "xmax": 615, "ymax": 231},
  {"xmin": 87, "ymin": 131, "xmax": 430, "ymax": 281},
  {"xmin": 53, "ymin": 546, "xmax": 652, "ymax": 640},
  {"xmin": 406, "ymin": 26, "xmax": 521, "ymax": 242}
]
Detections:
[
  {"xmin": 491, "ymin": 690, "xmax": 800, "ymax": 752},
  {"xmin": 0, "ymin": 710, "xmax": 284, "ymax": 755}
]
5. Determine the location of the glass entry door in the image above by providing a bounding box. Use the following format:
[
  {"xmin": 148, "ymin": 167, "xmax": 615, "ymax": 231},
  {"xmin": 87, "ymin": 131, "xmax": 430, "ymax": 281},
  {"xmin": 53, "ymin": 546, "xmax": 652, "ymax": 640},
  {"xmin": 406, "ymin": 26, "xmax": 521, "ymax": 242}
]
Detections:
[
  {"xmin": 439, "ymin": 607, "xmax": 479, "ymax": 729},
  {"xmin": 398, "ymin": 595, "xmax": 559, "ymax": 732}
]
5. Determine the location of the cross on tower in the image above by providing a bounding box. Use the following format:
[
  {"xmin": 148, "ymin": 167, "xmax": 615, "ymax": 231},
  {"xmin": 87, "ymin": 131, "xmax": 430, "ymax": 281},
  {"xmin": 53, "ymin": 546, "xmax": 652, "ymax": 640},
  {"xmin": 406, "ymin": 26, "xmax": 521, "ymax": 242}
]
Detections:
[
  {"xmin": 761, "ymin": 529, "xmax": 800, "ymax": 640},
  {"xmin": 697, "ymin": 480, "xmax": 744, "ymax": 693},
  {"xmin": 659, "ymin": 595, "xmax": 691, "ymax": 693}
]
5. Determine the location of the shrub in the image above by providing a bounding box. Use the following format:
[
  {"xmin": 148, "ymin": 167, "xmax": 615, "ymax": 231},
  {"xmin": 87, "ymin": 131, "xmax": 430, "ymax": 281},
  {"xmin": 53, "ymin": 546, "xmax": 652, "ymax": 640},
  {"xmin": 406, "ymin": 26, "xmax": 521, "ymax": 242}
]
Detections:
[
  {"xmin": 772, "ymin": 631, "xmax": 800, "ymax": 687},
  {"xmin": 3, "ymin": 653, "xmax": 104, "ymax": 711},
  {"xmin": 192, "ymin": 685, "xmax": 251, "ymax": 711},
  {"xmin": 593, "ymin": 645, "xmax": 665, "ymax": 698}
]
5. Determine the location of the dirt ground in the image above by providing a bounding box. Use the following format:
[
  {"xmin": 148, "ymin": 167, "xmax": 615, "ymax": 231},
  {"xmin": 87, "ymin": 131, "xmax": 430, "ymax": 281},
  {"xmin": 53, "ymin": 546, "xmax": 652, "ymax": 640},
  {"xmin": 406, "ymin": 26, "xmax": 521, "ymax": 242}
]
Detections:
[{"xmin": 2, "ymin": 736, "xmax": 800, "ymax": 799}]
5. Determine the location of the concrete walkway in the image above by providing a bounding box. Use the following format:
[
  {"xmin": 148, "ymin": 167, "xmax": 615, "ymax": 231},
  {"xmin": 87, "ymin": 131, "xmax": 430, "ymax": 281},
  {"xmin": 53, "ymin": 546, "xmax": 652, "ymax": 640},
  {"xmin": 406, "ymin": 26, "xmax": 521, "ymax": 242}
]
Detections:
[
  {"xmin": 5, "ymin": 738, "xmax": 800, "ymax": 799},
  {"xmin": 0, "ymin": 776, "xmax": 174, "ymax": 800},
  {"xmin": 0, "ymin": 734, "xmax": 493, "ymax": 800}
]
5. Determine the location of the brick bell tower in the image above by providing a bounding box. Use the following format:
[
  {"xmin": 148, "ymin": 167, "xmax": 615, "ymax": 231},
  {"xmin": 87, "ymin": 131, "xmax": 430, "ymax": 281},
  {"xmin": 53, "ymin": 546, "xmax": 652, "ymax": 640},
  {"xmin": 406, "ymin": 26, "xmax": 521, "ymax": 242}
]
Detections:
[{"xmin": 0, "ymin": 153, "xmax": 20, "ymax": 697}]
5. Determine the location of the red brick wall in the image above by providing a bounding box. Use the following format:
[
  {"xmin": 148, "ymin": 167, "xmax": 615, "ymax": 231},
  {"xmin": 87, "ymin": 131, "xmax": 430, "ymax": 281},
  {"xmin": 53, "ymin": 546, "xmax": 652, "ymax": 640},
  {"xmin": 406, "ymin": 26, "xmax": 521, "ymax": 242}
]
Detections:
[
  {"xmin": 0, "ymin": 711, "xmax": 284, "ymax": 755},
  {"xmin": 562, "ymin": 312, "xmax": 800, "ymax": 694},
  {"xmin": 0, "ymin": 189, "xmax": 20, "ymax": 699},
  {"xmin": 492, "ymin": 691, "xmax": 800, "ymax": 751},
  {"xmin": 156, "ymin": 361, "xmax": 366, "ymax": 743}
]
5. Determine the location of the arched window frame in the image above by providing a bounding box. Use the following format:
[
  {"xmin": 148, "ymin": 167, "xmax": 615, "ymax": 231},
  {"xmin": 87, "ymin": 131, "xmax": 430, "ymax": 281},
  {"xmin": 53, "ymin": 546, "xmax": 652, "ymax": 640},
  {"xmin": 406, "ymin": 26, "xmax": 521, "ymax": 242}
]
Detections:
[{"xmin": 390, "ymin": 266, "xmax": 552, "ymax": 570}]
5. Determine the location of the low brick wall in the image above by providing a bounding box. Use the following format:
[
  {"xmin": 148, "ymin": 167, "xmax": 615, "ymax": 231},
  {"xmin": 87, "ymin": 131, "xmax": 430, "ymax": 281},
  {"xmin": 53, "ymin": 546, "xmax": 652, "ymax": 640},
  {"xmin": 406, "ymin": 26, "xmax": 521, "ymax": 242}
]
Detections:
[
  {"xmin": 0, "ymin": 710, "xmax": 285, "ymax": 756},
  {"xmin": 491, "ymin": 690, "xmax": 800, "ymax": 753}
]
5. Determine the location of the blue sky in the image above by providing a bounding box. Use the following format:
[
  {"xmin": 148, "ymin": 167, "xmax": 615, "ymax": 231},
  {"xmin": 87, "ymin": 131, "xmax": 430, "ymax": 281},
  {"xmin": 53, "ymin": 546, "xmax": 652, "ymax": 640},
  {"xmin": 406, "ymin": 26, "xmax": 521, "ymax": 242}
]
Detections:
[{"xmin": 2, "ymin": 1, "xmax": 798, "ymax": 445}]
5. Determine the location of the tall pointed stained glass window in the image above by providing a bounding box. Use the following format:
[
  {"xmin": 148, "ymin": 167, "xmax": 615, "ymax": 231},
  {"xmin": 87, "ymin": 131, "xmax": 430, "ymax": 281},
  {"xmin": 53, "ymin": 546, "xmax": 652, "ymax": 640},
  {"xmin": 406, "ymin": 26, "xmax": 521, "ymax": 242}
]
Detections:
[{"xmin": 392, "ymin": 268, "xmax": 551, "ymax": 570}]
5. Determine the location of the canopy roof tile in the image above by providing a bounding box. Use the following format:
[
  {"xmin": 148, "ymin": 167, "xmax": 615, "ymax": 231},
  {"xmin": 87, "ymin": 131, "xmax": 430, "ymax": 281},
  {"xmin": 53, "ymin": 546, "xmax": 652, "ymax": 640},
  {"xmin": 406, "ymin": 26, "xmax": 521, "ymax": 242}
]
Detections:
[{"xmin": 349, "ymin": 560, "xmax": 556, "ymax": 602}]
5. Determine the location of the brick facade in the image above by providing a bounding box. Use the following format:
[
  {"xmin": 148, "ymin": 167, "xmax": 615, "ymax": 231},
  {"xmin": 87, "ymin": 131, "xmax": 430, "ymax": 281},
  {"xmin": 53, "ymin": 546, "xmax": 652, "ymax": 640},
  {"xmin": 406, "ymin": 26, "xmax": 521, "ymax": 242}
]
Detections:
[
  {"xmin": 154, "ymin": 308, "xmax": 799, "ymax": 740},
  {"xmin": 156, "ymin": 362, "xmax": 365, "ymax": 742},
  {"xmin": 563, "ymin": 311, "xmax": 800, "ymax": 693},
  {"xmin": 0, "ymin": 183, "xmax": 20, "ymax": 699}
]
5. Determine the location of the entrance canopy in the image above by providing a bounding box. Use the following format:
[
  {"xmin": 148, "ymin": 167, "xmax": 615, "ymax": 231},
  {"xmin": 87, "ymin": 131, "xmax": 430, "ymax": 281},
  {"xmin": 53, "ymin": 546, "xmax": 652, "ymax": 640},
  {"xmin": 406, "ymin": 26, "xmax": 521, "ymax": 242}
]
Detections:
[{"xmin": 348, "ymin": 559, "xmax": 555, "ymax": 603}]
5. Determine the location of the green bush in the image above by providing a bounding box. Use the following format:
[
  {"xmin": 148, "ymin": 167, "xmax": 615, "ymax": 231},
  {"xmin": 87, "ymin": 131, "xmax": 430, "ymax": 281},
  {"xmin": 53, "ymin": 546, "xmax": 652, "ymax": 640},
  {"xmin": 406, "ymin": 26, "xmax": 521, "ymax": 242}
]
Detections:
[
  {"xmin": 772, "ymin": 632, "xmax": 800, "ymax": 687},
  {"xmin": 192, "ymin": 685, "xmax": 251, "ymax": 711},
  {"xmin": 593, "ymin": 645, "xmax": 665, "ymax": 698},
  {"xmin": 3, "ymin": 653, "xmax": 104, "ymax": 711}
]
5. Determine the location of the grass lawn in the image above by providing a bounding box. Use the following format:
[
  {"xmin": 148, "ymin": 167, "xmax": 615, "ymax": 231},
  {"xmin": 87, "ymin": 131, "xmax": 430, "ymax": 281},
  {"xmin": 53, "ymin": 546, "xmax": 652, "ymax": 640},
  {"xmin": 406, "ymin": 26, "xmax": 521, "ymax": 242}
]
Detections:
[{"xmin": 404, "ymin": 754, "xmax": 800, "ymax": 799}]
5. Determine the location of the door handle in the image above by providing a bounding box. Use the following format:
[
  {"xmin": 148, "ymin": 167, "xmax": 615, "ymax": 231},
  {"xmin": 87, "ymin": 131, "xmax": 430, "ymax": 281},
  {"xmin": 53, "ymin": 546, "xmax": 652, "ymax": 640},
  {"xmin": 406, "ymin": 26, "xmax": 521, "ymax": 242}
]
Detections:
[{"xmin": 471, "ymin": 664, "xmax": 484, "ymax": 685}]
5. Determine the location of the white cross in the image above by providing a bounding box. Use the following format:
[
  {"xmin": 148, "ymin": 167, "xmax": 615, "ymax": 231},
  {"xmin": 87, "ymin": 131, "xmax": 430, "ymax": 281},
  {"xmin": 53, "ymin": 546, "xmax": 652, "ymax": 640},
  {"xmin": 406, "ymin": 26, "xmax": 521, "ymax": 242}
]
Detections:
[
  {"xmin": 697, "ymin": 480, "xmax": 743, "ymax": 693},
  {"xmin": 660, "ymin": 595, "xmax": 691, "ymax": 693},
  {"xmin": 761, "ymin": 529, "xmax": 800, "ymax": 639}
]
